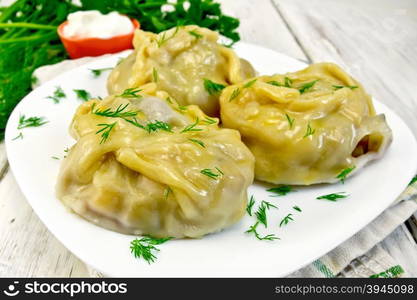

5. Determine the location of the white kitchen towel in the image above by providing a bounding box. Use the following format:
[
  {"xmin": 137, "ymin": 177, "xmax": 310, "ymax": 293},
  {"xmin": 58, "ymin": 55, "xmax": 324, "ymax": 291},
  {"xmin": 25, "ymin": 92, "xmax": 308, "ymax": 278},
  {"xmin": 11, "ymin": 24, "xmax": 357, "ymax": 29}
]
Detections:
[{"xmin": 33, "ymin": 57, "xmax": 417, "ymax": 279}]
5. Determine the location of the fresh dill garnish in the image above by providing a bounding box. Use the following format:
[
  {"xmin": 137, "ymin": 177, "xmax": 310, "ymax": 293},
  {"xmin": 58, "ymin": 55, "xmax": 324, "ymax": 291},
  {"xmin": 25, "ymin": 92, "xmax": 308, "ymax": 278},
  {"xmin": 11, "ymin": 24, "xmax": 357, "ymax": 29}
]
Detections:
[
  {"xmin": 17, "ymin": 115, "xmax": 48, "ymax": 129},
  {"xmin": 188, "ymin": 138, "xmax": 205, "ymax": 148},
  {"xmin": 202, "ymin": 117, "xmax": 217, "ymax": 125},
  {"xmin": 285, "ymin": 113, "xmax": 294, "ymax": 129},
  {"xmin": 181, "ymin": 118, "xmax": 202, "ymax": 133},
  {"xmin": 229, "ymin": 88, "xmax": 241, "ymax": 102},
  {"xmin": 215, "ymin": 167, "xmax": 224, "ymax": 175},
  {"xmin": 332, "ymin": 85, "xmax": 358, "ymax": 90},
  {"xmin": 178, "ymin": 105, "xmax": 188, "ymax": 111},
  {"xmin": 316, "ymin": 192, "xmax": 348, "ymax": 201},
  {"xmin": 130, "ymin": 236, "xmax": 172, "ymax": 264},
  {"xmin": 246, "ymin": 195, "xmax": 256, "ymax": 216},
  {"xmin": 243, "ymin": 79, "xmax": 257, "ymax": 88},
  {"xmin": 118, "ymin": 88, "xmax": 143, "ymax": 98},
  {"xmin": 51, "ymin": 156, "xmax": 60, "ymax": 160},
  {"xmin": 284, "ymin": 77, "xmax": 293, "ymax": 88},
  {"xmin": 267, "ymin": 185, "xmax": 292, "ymax": 196},
  {"xmin": 165, "ymin": 97, "xmax": 173, "ymax": 104},
  {"xmin": 303, "ymin": 122, "xmax": 315, "ymax": 138},
  {"xmin": 410, "ymin": 174, "xmax": 417, "ymax": 186},
  {"xmin": 203, "ymin": 79, "xmax": 226, "ymax": 95},
  {"xmin": 164, "ymin": 186, "xmax": 172, "ymax": 200},
  {"xmin": 279, "ymin": 214, "xmax": 294, "ymax": 227},
  {"xmin": 298, "ymin": 80, "xmax": 318, "ymax": 94},
  {"xmin": 293, "ymin": 206, "xmax": 302, "ymax": 212},
  {"xmin": 255, "ymin": 201, "xmax": 275, "ymax": 227},
  {"xmin": 261, "ymin": 200, "xmax": 278, "ymax": 210},
  {"xmin": 245, "ymin": 222, "xmax": 279, "ymax": 241},
  {"xmin": 46, "ymin": 86, "xmax": 66, "ymax": 103},
  {"xmin": 73, "ymin": 89, "xmax": 91, "ymax": 101},
  {"xmin": 200, "ymin": 168, "xmax": 223, "ymax": 180},
  {"xmin": 96, "ymin": 122, "xmax": 116, "ymax": 144},
  {"xmin": 188, "ymin": 30, "xmax": 203, "ymax": 39},
  {"xmin": 144, "ymin": 120, "xmax": 172, "ymax": 133},
  {"xmin": 152, "ymin": 68, "xmax": 158, "ymax": 83},
  {"xmin": 92, "ymin": 103, "xmax": 138, "ymax": 119},
  {"xmin": 12, "ymin": 132, "xmax": 23, "ymax": 140},
  {"xmin": 156, "ymin": 26, "xmax": 180, "ymax": 47},
  {"xmin": 336, "ymin": 166, "xmax": 356, "ymax": 183},
  {"xmin": 90, "ymin": 67, "xmax": 113, "ymax": 77},
  {"xmin": 124, "ymin": 118, "xmax": 172, "ymax": 133},
  {"xmin": 267, "ymin": 80, "xmax": 282, "ymax": 87}
]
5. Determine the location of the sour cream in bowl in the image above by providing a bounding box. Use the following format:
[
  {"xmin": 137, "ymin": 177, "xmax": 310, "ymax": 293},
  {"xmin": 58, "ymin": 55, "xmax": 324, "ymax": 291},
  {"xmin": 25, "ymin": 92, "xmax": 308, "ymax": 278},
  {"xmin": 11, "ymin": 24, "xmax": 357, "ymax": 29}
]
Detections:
[{"xmin": 58, "ymin": 10, "xmax": 140, "ymax": 59}]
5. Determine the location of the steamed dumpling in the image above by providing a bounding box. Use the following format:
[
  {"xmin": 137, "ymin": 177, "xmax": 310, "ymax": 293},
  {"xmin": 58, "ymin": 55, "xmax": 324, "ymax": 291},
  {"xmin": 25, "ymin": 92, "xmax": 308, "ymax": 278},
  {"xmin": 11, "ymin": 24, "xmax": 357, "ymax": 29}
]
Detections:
[
  {"xmin": 57, "ymin": 85, "xmax": 254, "ymax": 238},
  {"xmin": 219, "ymin": 63, "xmax": 392, "ymax": 185},
  {"xmin": 107, "ymin": 25, "xmax": 255, "ymax": 116}
]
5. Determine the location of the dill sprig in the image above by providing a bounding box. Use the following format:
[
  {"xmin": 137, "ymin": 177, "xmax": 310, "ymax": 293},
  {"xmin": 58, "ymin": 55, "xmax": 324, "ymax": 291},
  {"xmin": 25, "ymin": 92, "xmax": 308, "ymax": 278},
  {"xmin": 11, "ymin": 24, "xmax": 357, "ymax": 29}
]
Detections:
[
  {"xmin": 17, "ymin": 115, "xmax": 48, "ymax": 129},
  {"xmin": 202, "ymin": 117, "xmax": 217, "ymax": 125},
  {"xmin": 298, "ymin": 80, "xmax": 318, "ymax": 94},
  {"xmin": 410, "ymin": 174, "xmax": 417, "ymax": 186},
  {"xmin": 229, "ymin": 88, "xmax": 241, "ymax": 102},
  {"xmin": 90, "ymin": 67, "xmax": 113, "ymax": 77},
  {"xmin": 92, "ymin": 103, "xmax": 138, "ymax": 119},
  {"xmin": 293, "ymin": 206, "xmax": 302, "ymax": 212},
  {"xmin": 118, "ymin": 88, "xmax": 143, "ymax": 98},
  {"xmin": 96, "ymin": 122, "xmax": 116, "ymax": 144},
  {"xmin": 152, "ymin": 68, "xmax": 158, "ymax": 83},
  {"xmin": 317, "ymin": 192, "xmax": 348, "ymax": 201},
  {"xmin": 285, "ymin": 113, "xmax": 294, "ymax": 129},
  {"xmin": 12, "ymin": 132, "xmax": 23, "ymax": 140},
  {"xmin": 188, "ymin": 30, "xmax": 203, "ymax": 39},
  {"xmin": 73, "ymin": 89, "xmax": 91, "ymax": 101},
  {"xmin": 267, "ymin": 185, "xmax": 292, "ymax": 196},
  {"xmin": 130, "ymin": 236, "xmax": 172, "ymax": 264},
  {"xmin": 243, "ymin": 79, "xmax": 257, "ymax": 88},
  {"xmin": 181, "ymin": 118, "xmax": 202, "ymax": 133},
  {"xmin": 255, "ymin": 201, "xmax": 277, "ymax": 228},
  {"xmin": 332, "ymin": 85, "xmax": 358, "ymax": 90},
  {"xmin": 203, "ymin": 79, "xmax": 226, "ymax": 95},
  {"xmin": 245, "ymin": 222, "xmax": 279, "ymax": 241},
  {"xmin": 188, "ymin": 138, "xmax": 205, "ymax": 148},
  {"xmin": 145, "ymin": 120, "xmax": 172, "ymax": 133},
  {"xmin": 303, "ymin": 122, "xmax": 315, "ymax": 138},
  {"xmin": 156, "ymin": 26, "xmax": 180, "ymax": 47},
  {"xmin": 261, "ymin": 200, "xmax": 277, "ymax": 210},
  {"xmin": 200, "ymin": 167, "xmax": 223, "ymax": 180},
  {"xmin": 246, "ymin": 195, "xmax": 256, "ymax": 216},
  {"xmin": 164, "ymin": 187, "xmax": 172, "ymax": 200},
  {"xmin": 46, "ymin": 86, "xmax": 66, "ymax": 103},
  {"xmin": 279, "ymin": 213, "xmax": 294, "ymax": 227},
  {"xmin": 336, "ymin": 166, "xmax": 356, "ymax": 183},
  {"xmin": 267, "ymin": 76, "xmax": 292, "ymax": 88}
]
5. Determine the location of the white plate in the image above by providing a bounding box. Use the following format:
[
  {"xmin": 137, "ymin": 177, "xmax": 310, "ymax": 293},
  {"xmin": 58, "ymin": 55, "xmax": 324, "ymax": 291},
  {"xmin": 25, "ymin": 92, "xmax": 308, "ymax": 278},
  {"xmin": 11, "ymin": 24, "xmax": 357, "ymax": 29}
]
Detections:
[{"xmin": 5, "ymin": 43, "xmax": 417, "ymax": 277}]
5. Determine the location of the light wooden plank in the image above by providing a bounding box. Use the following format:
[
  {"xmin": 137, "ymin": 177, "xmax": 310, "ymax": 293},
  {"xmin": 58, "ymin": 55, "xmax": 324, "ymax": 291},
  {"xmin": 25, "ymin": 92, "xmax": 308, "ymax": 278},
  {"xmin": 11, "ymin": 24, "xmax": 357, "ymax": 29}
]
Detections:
[
  {"xmin": 274, "ymin": 0, "xmax": 417, "ymax": 135},
  {"xmin": 220, "ymin": 0, "xmax": 308, "ymax": 61},
  {"xmin": 0, "ymin": 170, "xmax": 88, "ymax": 277}
]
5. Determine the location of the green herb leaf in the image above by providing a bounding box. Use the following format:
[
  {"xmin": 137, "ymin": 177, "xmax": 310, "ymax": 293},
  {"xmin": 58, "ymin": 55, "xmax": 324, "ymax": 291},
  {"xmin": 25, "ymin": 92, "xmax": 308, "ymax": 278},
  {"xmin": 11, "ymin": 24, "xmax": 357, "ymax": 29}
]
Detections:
[
  {"xmin": 267, "ymin": 185, "xmax": 292, "ymax": 196},
  {"xmin": 279, "ymin": 213, "xmax": 294, "ymax": 227},
  {"xmin": 284, "ymin": 77, "xmax": 293, "ymax": 88},
  {"xmin": 92, "ymin": 103, "xmax": 138, "ymax": 119},
  {"xmin": 12, "ymin": 132, "xmax": 23, "ymax": 140},
  {"xmin": 188, "ymin": 138, "xmax": 205, "ymax": 148},
  {"xmin": 243, "ymin": 79, "xmax": 257, "ymax": 88},
  {"xmin": 336, "ymin": 166, "xmax": 356, "ymax": 183},
  {"xmin": 298, "ymin": 80, "xmax": 318, "ymax": 94},
  {"xmin": 130, "ymin": 236, "xmax": 172, "ymax": 264},
  {"xmin": 316, "ymin": 192, "xmax": 348, "ymax": 201},
  {"xmin": 303, "ymin": 122, "xmax": 315, "ymax": 138},
  {"xmin": 96, "ymin": 122, "xmax": 116, "ymax": 144},
  {"xmin": 90, "ymin": 67, "xmax": 113, "ymax": 77},
  {"xmin": 188, "ymin": 30, "xmax": 203, "ymax": 39},
  {"xmin": 285, "ymin": 113, "xmax": 294, "ymax": 129},
  {"xmin": 202, "ymin": 117, "xmax": 217, "ymax": 125},
  {"xmin": 181, "ymin": 118, "xmax": 202, "ymax": 133},
  {"xmin": 229, "ymin": 88, "xmax": 241, "ymax": 102},
  {"xmin": 245, "ymin": 222, "xmax": 279, "ymax": 241},
  {"xmin": 152, "ymin": 68, "xmax": 158, "ymax": 83},
  {"xmin": 293, "ymin": 206, "xmax": 302, "ymax": 212},
  {"xmin": 200, "ymin": 168, "xmax": 223, "ymax": 180},
  {"xmin": 203, "ymin": 79, "xmax": 226, "ymax": 95},
  {"xmin": 409, "ymin": 174, "xmax": 417, "ymax": 186},
  {"xmin": 73, "ymin": 89, "xmax": 91, "ymax": 101},
  {"xmin": 246, "ymin": 195, "xmax": 256, "ymax": 216},
  {"xmin": 332, "ymin": 85, "xmax": 358, "ymax": 90},
  {"xmin": 118, "ymin": 88, "xmax": 143, "ymax": 98},
  {"xmin": 17, "ymin": 115, "xmax": 48, "ymax": 129},
  {"xmin": 46, "ymin": 86, "xmax": 66, "ymax": 103}
]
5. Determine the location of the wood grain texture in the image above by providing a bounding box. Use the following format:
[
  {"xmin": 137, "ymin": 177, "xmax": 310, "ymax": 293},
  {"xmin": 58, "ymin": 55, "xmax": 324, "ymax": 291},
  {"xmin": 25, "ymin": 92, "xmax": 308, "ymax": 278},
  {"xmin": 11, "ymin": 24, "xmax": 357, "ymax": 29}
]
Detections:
[{"xmin": 274, "ymin": 0, "xmax": 417, "ymax": 136}]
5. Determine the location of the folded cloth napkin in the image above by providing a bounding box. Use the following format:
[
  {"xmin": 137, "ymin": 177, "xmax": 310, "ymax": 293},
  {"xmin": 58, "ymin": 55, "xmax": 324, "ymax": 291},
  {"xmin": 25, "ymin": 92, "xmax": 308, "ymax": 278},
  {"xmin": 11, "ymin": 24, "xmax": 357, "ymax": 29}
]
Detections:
[{"xmin": 33, "ymin": 57, "xmax": 417, "ymax": 278}]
